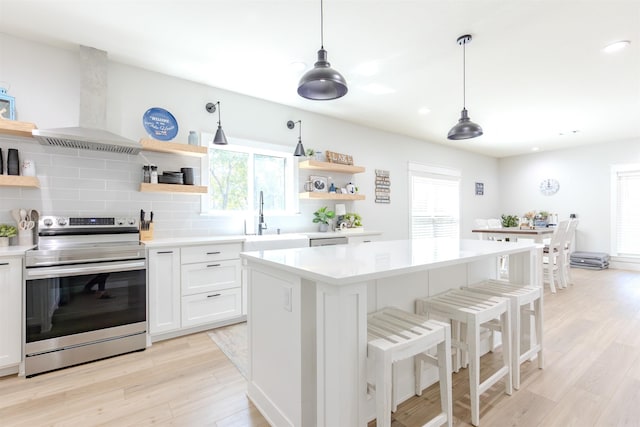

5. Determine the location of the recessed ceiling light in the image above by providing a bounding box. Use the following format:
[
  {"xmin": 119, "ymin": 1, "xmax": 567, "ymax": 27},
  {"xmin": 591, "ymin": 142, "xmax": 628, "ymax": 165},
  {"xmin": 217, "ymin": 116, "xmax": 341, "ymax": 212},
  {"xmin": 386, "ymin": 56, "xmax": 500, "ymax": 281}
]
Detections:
[
  {"xmin": 361, "ymin": 83, "xmax": 396, "ymax": 95},
  {"xmin": 418, "ymin": 107, "xmax": 431, "ymax": 115},
  {"xmin": 531, "ymin": 147, "xmax": 540, "ymax": 152},
  {"xmin": 603, "ymin": 40, "xmax": 631, "ymax": 53}
]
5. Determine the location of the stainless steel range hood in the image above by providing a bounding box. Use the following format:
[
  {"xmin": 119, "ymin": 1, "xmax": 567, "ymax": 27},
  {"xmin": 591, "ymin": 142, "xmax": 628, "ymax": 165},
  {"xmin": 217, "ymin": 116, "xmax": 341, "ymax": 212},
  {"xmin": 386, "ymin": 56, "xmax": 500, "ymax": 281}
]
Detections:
[{"xmin": 32, "ymin": 46, "xmax": 141, "ymax": 155}]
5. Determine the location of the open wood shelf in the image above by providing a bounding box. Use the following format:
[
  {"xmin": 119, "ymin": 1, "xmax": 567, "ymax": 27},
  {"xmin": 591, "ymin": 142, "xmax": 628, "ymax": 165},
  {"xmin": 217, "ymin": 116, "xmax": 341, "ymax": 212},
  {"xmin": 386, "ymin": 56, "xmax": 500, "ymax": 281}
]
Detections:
[
  {"xmin": 298, "ymin": 160, "xmax": 365, "ymax": 174},
  {"xmin": 0, "ymin": 175, "xmax": 40, "ymax": 188},
  {"xmin": 299, "ymin": 192, "xmax": 365, "ymax": 201},
  {"xmin": 140, "ymin": 138, "xmax": 207, "ymax": 157},
  {"xmin": 139, "ymin": 183, "xmax": 207, "ymax": 194},
  {"xmin": 0, "ymin": 120, "xmax": 37, "ymax": 138}
]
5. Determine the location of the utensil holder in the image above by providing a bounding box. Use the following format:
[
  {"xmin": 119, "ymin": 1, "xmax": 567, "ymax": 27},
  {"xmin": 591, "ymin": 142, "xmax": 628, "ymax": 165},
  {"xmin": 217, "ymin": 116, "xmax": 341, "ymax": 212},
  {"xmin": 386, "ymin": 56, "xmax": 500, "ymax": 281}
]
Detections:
[
  {"xmin": 18, "ymin": 229, "xmax": 33, "ymax": 246},
  {"xmin": 139, "ymin": 223, "xmax": 154, "ymax": 241}
]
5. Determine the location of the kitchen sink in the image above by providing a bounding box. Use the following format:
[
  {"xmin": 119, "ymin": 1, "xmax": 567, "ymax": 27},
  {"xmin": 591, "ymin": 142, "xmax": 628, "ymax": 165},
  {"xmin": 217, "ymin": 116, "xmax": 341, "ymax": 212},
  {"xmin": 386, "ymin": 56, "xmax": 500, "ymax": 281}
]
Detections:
[{"xmin": 242, "ymin": 233, "xmax": 309, "ymax": 251}]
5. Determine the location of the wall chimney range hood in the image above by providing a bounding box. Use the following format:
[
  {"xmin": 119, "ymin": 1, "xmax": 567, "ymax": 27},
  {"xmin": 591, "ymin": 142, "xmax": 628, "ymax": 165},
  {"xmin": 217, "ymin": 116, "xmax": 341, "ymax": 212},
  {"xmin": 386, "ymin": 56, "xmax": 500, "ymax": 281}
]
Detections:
[{"xmin": 32, "ymin": 46, "xmax": 141, "ymax": 155}]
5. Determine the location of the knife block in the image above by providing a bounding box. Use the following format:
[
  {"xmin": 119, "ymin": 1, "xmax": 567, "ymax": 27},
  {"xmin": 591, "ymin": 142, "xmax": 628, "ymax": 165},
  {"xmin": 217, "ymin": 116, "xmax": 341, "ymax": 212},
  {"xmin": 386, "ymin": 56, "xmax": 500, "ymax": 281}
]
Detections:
[{"xmin": 139, "ymin": 223, "xmax": 154, "ymax": 241}]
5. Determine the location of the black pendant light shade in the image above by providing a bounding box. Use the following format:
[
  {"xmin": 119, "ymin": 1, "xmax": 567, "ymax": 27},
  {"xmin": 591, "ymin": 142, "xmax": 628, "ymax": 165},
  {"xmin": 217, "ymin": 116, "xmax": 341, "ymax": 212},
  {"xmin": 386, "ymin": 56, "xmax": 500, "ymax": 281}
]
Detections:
[
  {"xmin": 448, "ymin": 34, "xmax": 483, "ymax": 140},
  {"xmin": 205, "ymin": 101, "xmax": 228, "ymax": 145},
  {"xmin": 298, "ymin": 49, "xmax": 348, "ymax": 100},
  {"xmin": 297, "ymin": 0, "xmax": 347, "ymax": 100},
  {"xmin": 448, "ymin": 108, "xmax": 483, "ymax": 140},
  {"xmin": 287, "ymin": 120, "xmax": 306, "ymax": 156}
]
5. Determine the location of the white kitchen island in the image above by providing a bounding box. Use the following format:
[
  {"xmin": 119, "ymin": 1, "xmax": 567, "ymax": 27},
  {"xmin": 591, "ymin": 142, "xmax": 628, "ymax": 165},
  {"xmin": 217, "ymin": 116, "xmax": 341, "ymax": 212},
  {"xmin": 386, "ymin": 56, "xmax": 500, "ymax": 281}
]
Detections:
[{"xmin": 240, "ymin": 238, "xmax": 540, "ymax": 427}]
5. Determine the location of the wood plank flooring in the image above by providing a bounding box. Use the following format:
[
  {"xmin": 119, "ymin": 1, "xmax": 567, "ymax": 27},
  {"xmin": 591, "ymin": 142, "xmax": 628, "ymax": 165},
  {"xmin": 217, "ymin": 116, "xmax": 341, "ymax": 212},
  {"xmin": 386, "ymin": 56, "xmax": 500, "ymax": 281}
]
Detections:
[{"xmin": 2, "ymin": 268, "xmax": 640, "ymax": 426}]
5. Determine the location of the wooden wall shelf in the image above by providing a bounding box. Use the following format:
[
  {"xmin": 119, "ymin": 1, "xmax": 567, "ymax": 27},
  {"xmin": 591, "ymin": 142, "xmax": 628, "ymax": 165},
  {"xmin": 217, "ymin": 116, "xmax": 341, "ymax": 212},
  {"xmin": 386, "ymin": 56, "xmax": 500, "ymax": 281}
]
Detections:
[
  {"xmin": 298, "ymin": 160, "xmax": 365, "ymax": 174},
  {"xmin": 0, "ymin": 175, "xmax": 40, "ymax": 188},
  {"xmin": 140, "ymin": 183, "xmax": 207, "ymax": 194},
  {"xmin": 140, "ymin": 138, "xmax": 207, "ymax": 157},
  {"xmin": 0, "ymin": 120, "xmax": 37, "ymax": 138},
  {"xmin": 299, "ymin": 192, "xmax": 365, "ymax": 201}
]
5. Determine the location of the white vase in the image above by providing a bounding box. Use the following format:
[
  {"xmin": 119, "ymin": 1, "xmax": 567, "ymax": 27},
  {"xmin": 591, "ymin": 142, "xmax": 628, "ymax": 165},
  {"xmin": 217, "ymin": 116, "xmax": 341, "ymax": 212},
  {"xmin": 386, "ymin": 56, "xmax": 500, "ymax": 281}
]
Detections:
[
  {"xmin": 319, "ymin": 223, "xmax": 329, "ymax": 232},
  {"xmin": 0, "ymin": 237, "xmax": 8, "ymax": 247}
]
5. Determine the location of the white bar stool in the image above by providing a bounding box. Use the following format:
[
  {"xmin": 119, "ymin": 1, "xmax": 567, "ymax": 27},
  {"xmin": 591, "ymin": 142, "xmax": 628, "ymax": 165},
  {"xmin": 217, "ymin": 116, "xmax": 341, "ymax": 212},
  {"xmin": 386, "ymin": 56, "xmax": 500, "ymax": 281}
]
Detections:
[
  {"xmin": 416, "ymin": 289, "xmax": 512, "ymax": 427},
  {"xmin": 467, "ymin": 279, "xmax": 544, "ymax": 389},
  {"xmin": 367, "ymin": 307, "xmax": 453, "ymax": 427}
]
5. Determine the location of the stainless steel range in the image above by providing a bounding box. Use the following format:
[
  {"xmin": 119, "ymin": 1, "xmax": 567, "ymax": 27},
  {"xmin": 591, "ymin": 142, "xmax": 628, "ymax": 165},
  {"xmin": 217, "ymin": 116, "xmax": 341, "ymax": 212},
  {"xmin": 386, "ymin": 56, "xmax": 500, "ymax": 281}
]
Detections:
[{"xmin": 24, "ymin": 216, "xmax": 147, "ymax": 377}]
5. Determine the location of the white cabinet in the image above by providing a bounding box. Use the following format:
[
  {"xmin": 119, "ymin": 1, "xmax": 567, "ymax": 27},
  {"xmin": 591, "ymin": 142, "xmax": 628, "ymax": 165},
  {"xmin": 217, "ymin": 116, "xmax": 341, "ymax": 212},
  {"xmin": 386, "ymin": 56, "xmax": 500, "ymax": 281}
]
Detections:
[
  {"xmin": 0, "ymin": 257, "xmax": 22, "ymax": 369},
  {"xmin": 347, "ymin": 234, "xmax": 381, "ymax": 244},
  {"xmin": 148, "ymin": 248, "xmax": 181, "ymax": 334},
  {"xmin": 147, "ymin": 242, "xmax": 243, "ymax": 340},
  {"xmin": 180, "ymin": 244, "xmax": 242, "ymax": 329}
]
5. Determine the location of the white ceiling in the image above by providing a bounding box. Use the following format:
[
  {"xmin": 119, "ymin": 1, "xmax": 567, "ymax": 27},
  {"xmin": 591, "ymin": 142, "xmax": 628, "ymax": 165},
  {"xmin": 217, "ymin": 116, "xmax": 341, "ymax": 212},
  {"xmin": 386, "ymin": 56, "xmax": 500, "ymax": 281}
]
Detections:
[{"xmin": 1, "ymin": 0, "xmax": 638, "ymax": 158}]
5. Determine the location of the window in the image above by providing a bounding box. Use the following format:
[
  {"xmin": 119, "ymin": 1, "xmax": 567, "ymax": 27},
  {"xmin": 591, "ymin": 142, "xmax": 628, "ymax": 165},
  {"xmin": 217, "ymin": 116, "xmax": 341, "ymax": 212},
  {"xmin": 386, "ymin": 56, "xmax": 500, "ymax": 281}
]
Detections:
[
  {"xmin": 612, "ymin": 165, "xmax": 640, "ymax": 256},
  {"xmin": 201, "ymin": 134, "xmax": 297, "ymax": 215},
  {"xmin": 408, "ymin": 162, "xmax": 460, "ymax": 239}
]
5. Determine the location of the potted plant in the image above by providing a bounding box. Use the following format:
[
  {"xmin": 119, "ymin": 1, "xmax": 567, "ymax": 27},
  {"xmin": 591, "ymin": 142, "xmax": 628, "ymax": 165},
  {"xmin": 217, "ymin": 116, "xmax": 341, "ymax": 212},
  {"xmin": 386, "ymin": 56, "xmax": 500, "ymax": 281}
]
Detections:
[
  {"xmin": 313, "ymin": 206, "xmax": 335, "ymax": 232},
  {"xmin": 344, "ymin": 212, "xmax": 363, "ymax": 228},
  {"xmin": 500, "ymin": 214, "xmax": 518, "ymax": 228},
  {"xmin": 0, "ymin": 224, "xmax": 17, "ymax": 246}
]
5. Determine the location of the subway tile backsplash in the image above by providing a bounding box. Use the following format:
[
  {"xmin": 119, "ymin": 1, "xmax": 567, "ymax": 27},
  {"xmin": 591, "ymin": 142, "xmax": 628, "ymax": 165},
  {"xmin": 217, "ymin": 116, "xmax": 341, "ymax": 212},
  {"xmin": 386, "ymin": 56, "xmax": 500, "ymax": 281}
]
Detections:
[{"xmin": 0, "ymin": 138, "xmax": 313, "ymax": 238}]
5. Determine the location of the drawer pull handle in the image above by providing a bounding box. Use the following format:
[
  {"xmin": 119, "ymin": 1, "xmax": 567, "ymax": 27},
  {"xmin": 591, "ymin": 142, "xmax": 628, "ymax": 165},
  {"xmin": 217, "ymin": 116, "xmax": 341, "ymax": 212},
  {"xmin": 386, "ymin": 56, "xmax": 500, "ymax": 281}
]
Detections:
[
  {"xmin": 207, "ymin": 264, "xmax": 221, "ymax": 268},
  {"xmin": 0, "ymin": 262, "xmax": 8, "ymax": 266},
  {"xmin": 207, "ymin": 293, "xmax": 222, "ymax": 298},
  {"xmin": 207, "ymin": 251, "xmax": 221, "ymax": 255},
  {"xmin": 157, "ymin": 251, "xmax": 173, "ymax": 254}
]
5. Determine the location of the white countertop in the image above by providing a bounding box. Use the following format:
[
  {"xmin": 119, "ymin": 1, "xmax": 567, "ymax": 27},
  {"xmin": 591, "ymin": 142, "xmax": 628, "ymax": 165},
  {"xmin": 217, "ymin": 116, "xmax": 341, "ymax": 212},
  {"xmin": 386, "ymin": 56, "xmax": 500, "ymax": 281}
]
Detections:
[
  {"xmin": 241, "ymin": 238, "xmax": 538, "ymax": 285},
  {"xmin": 141, "ymin": 230, "xmax": 382, "ymax": 248},
  {"xmin": 0, "ymin": 245, "xmax": 35, "ymax": 257}
]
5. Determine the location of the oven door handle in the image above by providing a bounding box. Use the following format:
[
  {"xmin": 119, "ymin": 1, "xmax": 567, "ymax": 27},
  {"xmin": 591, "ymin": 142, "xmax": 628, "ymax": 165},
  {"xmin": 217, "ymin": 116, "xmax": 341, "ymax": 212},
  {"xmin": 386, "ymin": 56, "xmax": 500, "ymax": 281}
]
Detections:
[{"xmin": 26, "ymin": 260, "xmax": 146, "ymax": 280}]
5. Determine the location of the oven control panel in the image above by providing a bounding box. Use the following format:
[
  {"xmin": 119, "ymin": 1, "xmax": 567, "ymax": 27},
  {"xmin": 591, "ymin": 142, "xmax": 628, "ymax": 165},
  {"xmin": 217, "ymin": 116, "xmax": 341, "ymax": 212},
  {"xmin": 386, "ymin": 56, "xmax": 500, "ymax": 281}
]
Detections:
[{"xmin": 40, "ymin": 216, "xmax": 138, "ymax": 229}]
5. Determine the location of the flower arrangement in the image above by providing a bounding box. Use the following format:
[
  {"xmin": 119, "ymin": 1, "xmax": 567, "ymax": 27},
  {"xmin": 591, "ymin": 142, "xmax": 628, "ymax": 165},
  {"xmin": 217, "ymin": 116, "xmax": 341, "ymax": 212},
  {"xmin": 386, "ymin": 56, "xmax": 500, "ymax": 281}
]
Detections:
[{"xmin": 523, "ymin": 211, "xmax": 536, "ymax": 221}]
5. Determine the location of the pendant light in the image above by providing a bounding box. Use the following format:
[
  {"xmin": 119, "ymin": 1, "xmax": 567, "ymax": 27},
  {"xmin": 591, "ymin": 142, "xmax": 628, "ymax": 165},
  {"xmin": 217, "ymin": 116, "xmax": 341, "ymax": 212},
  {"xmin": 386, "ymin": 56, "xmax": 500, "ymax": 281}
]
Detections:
[
  {"xmin": 297, "ymin": 0, "xmax": 348, "ymax": 100},
  {"xmin": 447, "ymin": 34, "xmax": 483, "ymax": 140},
  {"xmin": 205, "ymin": 101, "xmax": 228, "ymax": 145},
  {"xmin": 287, "ymin": 120, "xmax": 306, "ymax": 156}
]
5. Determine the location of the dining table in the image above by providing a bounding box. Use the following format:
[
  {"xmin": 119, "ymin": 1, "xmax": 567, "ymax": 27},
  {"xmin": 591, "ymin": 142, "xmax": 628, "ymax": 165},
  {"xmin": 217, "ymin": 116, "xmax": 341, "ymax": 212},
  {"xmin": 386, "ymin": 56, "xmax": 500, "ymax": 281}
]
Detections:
[{"xmin": 472, "ymin": 226, "xmax": 555, "ymax": 243}]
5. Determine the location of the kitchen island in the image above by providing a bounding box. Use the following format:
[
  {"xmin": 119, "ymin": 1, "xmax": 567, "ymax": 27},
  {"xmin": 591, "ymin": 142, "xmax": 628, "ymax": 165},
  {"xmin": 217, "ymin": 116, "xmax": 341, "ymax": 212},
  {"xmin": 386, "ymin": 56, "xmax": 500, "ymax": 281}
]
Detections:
[{"xmin": 240, "ymin": 238, "xmax": 540, "ymax": 426}]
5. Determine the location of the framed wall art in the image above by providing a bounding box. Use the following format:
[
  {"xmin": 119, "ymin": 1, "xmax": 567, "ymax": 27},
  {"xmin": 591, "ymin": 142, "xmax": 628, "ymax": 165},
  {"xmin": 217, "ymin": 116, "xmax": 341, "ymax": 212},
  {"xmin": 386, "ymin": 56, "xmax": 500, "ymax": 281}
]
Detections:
[{"xmin": 0, "ymin": 87, "xmax": 15, "ymax": 120}]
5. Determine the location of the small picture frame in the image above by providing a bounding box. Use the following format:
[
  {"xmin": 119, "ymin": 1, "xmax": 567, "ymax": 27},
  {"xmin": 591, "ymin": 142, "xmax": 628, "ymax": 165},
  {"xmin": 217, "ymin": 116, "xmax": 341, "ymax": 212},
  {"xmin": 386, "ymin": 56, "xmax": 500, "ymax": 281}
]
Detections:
[
  {"xmin": 310, "ymin": 175, "xmax": 328, "ymax": 192},
  {"xmin": 0, "ymin": 88, "xmax": 15, "ymax": 120},
  {"xmin": 475, "ymin": 182, "xmax": 484, "ymax": 196}
]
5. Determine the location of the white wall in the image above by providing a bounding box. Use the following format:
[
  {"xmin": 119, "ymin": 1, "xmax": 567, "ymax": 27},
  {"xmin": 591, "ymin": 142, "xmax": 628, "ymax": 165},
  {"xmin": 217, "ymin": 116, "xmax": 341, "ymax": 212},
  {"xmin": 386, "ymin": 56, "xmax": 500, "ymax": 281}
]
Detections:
[
  {"xmin": 0, "ymin": 34, "xmax": 498, "ymax": 239},
  {"xmin": 498, "ymin": 139, "xmax": 640, "ymax": 253}
]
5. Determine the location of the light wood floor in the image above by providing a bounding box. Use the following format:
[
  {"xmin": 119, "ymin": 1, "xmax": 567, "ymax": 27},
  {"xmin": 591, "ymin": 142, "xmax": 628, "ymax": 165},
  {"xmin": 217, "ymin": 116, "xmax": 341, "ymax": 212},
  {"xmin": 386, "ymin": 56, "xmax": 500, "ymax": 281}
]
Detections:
[{"xmin": 2, "ymin": 268, "xmax": 640, "ymax": 426}]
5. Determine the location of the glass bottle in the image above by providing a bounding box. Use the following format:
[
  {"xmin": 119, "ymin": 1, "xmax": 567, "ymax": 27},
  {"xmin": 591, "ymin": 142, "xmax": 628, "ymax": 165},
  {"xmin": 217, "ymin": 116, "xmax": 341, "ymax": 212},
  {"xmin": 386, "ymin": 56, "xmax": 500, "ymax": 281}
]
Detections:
[
  {"xmin": 150, "ymin": 165, "xmax": 158, "ymax": 184},
  {"xmin": 188, "ymin": 131, "xmax": 199, "ymax": 146},
  {"xmin": 142, "ymin": 165, "xmax": 150, "ymax": 183}
]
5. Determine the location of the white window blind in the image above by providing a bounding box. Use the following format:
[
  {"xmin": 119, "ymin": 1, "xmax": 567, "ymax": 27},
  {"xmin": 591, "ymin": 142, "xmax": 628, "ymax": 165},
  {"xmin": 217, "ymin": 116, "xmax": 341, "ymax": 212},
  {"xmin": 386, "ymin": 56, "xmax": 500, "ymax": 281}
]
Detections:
[
  {"xmin": 409, "ymin": 163, "xmax": 460, "ymax": 239},
  {"xmin": 614, "ymin": 169, "xmax": 640, "ymax": 256}
]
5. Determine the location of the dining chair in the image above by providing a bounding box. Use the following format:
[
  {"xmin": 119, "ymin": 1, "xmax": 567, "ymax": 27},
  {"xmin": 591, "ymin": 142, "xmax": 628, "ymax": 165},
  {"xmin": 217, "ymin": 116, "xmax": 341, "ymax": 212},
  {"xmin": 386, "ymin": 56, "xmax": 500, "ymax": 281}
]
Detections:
[
  {"xmin": 561, "ymin": 219, "xmax": 579, "ymax": 286},
  {"xmin": 542, "ymin": 220, "xmax": 570, "ymax": 292}
]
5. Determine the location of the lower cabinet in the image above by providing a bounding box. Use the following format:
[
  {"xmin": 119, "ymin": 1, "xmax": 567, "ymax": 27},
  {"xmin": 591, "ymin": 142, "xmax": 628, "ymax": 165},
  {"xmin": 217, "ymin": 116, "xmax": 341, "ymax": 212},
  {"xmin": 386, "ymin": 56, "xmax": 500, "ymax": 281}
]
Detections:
[
  {"xmin": 0, "ymin": 257, "xmax": 22, "ymax": 370},
  {"xmin": 148, "ymin": 248, "xmax": 181, "ymax": 334},
  {"xmin": 148, "ymin": 242, "xmax": 243, "ymax": 340}
]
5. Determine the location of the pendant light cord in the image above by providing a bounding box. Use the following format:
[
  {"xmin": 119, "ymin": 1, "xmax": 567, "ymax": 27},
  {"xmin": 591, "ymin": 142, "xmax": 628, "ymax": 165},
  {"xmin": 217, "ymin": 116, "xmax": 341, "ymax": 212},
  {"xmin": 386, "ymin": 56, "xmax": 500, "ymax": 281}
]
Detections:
[
  {"xmin": 462, "ymin": 41, "xmax": 466, "ymax": 109},
  {"xmin": 217, "ymin": 101, "xmax": 222, "ymax": 126},
  {"xmin": 320, "ymin": 0, "xmax": 324, "ymax": 49}
]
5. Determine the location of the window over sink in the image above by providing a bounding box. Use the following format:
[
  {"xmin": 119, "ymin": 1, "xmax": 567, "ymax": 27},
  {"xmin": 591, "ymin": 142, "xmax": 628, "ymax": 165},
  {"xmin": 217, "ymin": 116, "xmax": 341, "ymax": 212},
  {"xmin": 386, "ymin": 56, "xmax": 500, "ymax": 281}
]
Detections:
[{"xmin": 200, "ymin": 133, "xmax": 299, "ymax": 216}]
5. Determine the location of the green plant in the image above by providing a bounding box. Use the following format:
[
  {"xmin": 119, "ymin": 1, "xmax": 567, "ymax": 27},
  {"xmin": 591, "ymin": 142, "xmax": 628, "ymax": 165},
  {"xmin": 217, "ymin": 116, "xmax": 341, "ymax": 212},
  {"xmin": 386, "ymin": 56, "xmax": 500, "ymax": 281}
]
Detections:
[
  {"xmin": 305, "ymin": 148, "xmax": 315, "ymax": 157},
  {"xmin": 538, "ymin": 211, "xmax": 549, "ymax": 219},
  {"xmin": 312, "ymin": 206, "xmax": 335, "ymax": 225},
  {"xmin": 344, "ymin": 212, "xmax": 363, "ymax": 227},
  {"xmin": 501, "ymin": 214, "xmax": 518, "ymax": 228},
  {"xmin": 0, "ymin": 224, "xmax": 17, "ymax": 238}
]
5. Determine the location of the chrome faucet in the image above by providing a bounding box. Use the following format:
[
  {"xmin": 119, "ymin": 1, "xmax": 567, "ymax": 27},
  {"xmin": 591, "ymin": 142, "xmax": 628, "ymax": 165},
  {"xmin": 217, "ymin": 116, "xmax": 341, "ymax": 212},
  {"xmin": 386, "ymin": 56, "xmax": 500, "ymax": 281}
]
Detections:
[{"xmin": 258, "ymin": 190, "xmax": 267, "ymax": 235}]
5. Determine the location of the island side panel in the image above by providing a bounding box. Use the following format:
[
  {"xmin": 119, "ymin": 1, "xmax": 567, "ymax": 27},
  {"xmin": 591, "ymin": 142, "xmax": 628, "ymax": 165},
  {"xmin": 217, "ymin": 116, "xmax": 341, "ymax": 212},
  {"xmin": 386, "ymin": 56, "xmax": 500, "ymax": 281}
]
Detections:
[
  {"xmin": 246, "ymin": 264, "xmax": 304, "ymax": 427},
  {"xmin": 316, "ymin": 280, "xmax": 368, "ymax": 427}
]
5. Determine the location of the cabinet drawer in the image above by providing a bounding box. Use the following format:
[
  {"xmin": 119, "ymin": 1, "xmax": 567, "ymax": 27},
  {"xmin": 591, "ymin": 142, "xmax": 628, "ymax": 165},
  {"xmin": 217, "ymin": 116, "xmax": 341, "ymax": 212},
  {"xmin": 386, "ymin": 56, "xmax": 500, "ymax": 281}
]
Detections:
[
  {"xmin": 181, "ymin": 243, "xmax": 241, "ymax": 264},
  {"xmin": 181, "ymin": 288, "xmax": 242, "ymax": 328},
  {"xmin": 181, "ymin": 259, "xmax": 241, "ymax": 296}
]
